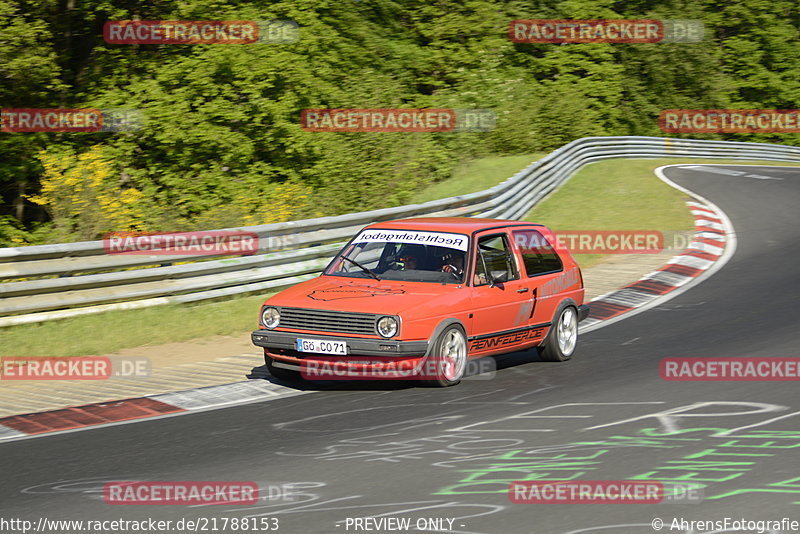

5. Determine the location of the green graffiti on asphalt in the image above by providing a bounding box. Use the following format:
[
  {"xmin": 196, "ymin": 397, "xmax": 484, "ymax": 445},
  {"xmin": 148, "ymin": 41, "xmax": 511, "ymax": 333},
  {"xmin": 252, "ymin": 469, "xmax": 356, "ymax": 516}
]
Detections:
[{"xmin": 434, "ymin": 428, "xmax": 800, "ymax": 502}]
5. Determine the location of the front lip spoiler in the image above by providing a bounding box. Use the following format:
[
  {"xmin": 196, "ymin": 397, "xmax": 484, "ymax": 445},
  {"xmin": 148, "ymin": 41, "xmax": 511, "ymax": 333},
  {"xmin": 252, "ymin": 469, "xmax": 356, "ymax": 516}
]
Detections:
[
  {"xmin": 267, "ymin": 355, "xmax": 425, "ymax": 375},
  {"xmin": 251, "ymin": 330, "xmax": 428, "ymax": 357},
  {"xmin": 578, "ymin": 304, "xmax": 590, "ymax": 322}
]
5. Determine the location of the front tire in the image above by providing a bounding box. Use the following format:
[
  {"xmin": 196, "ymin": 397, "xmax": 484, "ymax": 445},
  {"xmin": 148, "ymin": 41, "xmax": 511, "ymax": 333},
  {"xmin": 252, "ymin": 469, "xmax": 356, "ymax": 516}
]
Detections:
[
  {"xmin": 538, "ymin": 305, "xmax": 578, "ymax": 362},
  {"xmin": 424, "ymin": 325, "xmax": 468, "ymax": 387}
]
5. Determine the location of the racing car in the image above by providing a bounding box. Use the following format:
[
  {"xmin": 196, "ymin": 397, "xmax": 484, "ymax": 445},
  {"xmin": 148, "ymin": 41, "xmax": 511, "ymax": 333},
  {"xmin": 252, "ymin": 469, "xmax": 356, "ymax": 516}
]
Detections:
[{"xmin": 251, "ymin": 217, "xmax": 589, "ymax": 386}]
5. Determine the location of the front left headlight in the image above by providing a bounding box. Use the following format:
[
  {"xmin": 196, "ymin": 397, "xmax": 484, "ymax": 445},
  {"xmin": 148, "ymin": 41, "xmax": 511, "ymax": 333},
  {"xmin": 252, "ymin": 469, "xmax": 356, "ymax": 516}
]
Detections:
[
  {"xmin": 261, "ymin": 307, "xmax": 280, "ymax": 329},
  {"xmin": 377, "ymin": 316, "xmax": 398, "ymax": 338}
]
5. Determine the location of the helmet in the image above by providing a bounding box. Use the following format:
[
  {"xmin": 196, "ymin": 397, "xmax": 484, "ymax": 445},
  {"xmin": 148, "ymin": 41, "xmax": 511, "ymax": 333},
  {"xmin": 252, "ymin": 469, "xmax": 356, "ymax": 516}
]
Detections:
[{"xmin": 395, "ymin": 244, "xmax": 424, "ymax": 269}]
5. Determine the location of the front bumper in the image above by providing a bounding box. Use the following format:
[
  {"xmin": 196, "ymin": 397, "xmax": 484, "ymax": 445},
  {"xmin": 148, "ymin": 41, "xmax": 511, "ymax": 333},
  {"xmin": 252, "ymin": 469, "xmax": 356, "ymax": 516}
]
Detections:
[
  {"xmin": 251, "ymin": 330, "xmax": 429, "ymax": 358},
  {"xmin": 578, "ymin": 304, "xmax": 590, "ymax": 322}
]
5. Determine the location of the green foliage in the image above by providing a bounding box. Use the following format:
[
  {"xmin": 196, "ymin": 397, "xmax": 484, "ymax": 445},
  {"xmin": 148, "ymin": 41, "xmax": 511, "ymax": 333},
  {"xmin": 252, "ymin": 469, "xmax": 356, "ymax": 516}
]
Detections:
[
  {"xmin": 0, "ymin": 215, "xmax": 32, "ymax": 247},
  {"xmin": 1, "ymin": 0, "xmax": 798, "ymax": 243},
  {"xmin": 29, "ymin": 145, "xmax": 146, "ymax": 241}
]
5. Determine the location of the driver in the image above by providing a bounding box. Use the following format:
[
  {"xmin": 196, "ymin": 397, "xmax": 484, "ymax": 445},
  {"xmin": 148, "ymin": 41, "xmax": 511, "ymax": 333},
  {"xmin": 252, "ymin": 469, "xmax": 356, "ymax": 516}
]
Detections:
[
  {"xmin": 440, "ymin": 251, "xmax": 465, "ymax": 276},
  {"xmin": 395, "ymin": 245, "xmax": 424, "ymax": 270}
]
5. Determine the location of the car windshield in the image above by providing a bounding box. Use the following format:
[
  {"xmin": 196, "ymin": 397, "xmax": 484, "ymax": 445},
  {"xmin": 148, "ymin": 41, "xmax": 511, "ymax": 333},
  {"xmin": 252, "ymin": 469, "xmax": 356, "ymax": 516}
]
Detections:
[{"xmin": 325, "ymin": 229, "xmax": 469, "ymax": 284}]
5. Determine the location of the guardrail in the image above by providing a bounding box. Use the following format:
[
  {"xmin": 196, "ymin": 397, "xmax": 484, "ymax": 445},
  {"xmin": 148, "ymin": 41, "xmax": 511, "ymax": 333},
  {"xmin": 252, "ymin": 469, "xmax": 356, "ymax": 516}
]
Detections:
[{"xmin": 2, "ymin": 136, "xmax": 799, "ymax": 326}]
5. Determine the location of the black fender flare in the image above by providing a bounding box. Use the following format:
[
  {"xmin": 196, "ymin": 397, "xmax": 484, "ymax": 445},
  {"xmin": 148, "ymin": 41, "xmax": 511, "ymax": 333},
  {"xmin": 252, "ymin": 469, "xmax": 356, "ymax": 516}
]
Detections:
[
  {"xmin": 545, "ymin": 298, "xmax": 579, "ymax": 333},
  {"xmin": 423, "ymin": 318, "xmax": 467, "ymax": 358}
]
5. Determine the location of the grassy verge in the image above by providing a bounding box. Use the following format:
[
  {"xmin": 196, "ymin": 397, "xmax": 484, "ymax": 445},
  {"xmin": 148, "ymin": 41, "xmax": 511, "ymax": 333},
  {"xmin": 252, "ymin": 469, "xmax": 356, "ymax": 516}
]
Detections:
[
  {"xmin": 411, "ymin": 153, "xmax": 545, "ymax": 203},
  {"xmin": 3, "ymin": 157, "xmax": 798, "ymax": 356},
  {"xmin": 525, "ymin": 158, "xmax": 800, "ymax": 268},
  {"xmin": 0, "ymin": 293, "xmax": 274, "ymax": 357}
]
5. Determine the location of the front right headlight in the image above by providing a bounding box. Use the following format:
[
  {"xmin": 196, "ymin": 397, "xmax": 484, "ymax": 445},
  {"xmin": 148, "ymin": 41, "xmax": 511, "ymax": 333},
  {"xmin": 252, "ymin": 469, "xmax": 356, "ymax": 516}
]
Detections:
[
  {"xmin": 261, "ymin": 307, "xmax": 280, "ymax": 329},
  {"xmin": 377, "ymin": 316, "xmax": 399, "ymax": 338}
]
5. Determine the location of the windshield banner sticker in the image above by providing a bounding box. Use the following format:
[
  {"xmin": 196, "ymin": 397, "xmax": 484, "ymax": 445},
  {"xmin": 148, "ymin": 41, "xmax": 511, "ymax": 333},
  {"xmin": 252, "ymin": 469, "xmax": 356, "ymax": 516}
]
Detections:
[{"xmin": 353, "ymin": 230, "xmax": 468, "ymax": 251}]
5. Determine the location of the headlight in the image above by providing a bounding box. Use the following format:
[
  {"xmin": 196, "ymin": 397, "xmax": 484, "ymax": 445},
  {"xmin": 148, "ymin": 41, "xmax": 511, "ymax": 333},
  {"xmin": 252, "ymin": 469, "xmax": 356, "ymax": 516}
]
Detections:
[
  {"xmin": 377, "ymin": 316, "xmax": 398, "ymax": 338},
  {"xmin": 261, "ymin": 307, "xmax": 280, "ymax": 329}
]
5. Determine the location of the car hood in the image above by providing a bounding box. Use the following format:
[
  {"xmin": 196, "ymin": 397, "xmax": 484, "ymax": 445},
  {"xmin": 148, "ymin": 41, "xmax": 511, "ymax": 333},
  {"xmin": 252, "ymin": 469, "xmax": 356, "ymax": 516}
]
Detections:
[{"xmin": 265, "ymin": 276, "xmax": 459, "ymax": 315}]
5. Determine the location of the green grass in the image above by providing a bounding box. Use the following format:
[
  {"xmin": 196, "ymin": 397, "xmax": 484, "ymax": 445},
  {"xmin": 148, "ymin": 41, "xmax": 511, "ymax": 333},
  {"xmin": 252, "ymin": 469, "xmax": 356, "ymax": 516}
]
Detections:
[
  {"xmin": 0, "ymin": 292, "xmax": 274, "ymax": 357},
  {"xmin": 411, "ymin": 153, "xmax": 545, "ymax": 203},
  {"xmin": 4, "ymin": 156, "xmax": 799, "ymax": 356},
  {"xmin": 524, "ymin": 158, "xmax": 800, "ymax": 268}
]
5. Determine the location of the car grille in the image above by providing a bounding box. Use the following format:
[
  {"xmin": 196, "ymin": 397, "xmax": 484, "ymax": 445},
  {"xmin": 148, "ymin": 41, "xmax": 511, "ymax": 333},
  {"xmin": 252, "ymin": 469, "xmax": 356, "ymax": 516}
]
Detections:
[{"xmin": 279, "ymin": 308, "xmax": 377, "ymax": 335}]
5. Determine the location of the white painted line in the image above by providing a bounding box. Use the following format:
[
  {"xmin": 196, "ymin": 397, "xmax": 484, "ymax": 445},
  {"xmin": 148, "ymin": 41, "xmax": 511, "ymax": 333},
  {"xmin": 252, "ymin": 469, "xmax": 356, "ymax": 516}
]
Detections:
[
  {"xmin": 0, "ymin": 425, "xmax": 26, "ymax": 439},
  {"xmin": 693, "ymin": 219, "xmax": 724, "ymax": 231},
  {"xmin": 667, "ymin": 255, "xmax": 714, "ymax": 270},
  {"xmin": 695, "ymin": 224, "xmax": 725, "ymax": 234},
  {"xmin": 690, "ymin": 210, "xmax": 722, "ymax": 221},
  {"xmin": 686, "ymin": 166, "xmax": 746, "ymax": 176},
  {"xmin": 686, "ymin": 164, "xmax": 800, "ymax": 168},
  {"xmin": 152, "ymin": 381, "xmax": 299, "ymax": 411},
  {"xmin": 641, "ymin": 270, "xmax": 694, "ymax": 287},
  {"xmin": 694, "ymin": 231, "xmax": 725, "ymax": 240},
  {"xmin": 743, "ymin": 173, "xmax": 783, "ymax": 181},
  {"xmin": 600, "ymin": 289, "xmax": 656, "ymax": 308},
  {"xmin": 579, "ymin": 317, "xmax": 602, "ymax": 328},
  {"xmin": 687, "ymin": 242, "xmax": 724, "ymax": 256}
]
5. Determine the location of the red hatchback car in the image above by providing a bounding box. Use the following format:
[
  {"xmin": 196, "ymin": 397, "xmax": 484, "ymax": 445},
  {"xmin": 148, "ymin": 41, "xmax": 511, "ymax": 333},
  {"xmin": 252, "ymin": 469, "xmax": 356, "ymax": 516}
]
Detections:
[{"xmin": 251, "ymin": 218, "xmax": 589, "ymax": 386}]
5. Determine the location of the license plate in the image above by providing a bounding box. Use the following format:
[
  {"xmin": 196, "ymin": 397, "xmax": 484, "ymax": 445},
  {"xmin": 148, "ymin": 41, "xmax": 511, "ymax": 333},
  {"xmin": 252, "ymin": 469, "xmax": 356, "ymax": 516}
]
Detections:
[{"xmin": 295, "ymin": 338, "xmax": 347, "ymax": 355}]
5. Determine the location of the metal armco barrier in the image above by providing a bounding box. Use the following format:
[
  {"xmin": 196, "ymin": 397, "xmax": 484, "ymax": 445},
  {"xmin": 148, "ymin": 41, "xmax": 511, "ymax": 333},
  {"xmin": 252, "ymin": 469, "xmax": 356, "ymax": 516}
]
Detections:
[{"xmin": 2, "ymin": 136, "xmax": 799, "ymax": 326}]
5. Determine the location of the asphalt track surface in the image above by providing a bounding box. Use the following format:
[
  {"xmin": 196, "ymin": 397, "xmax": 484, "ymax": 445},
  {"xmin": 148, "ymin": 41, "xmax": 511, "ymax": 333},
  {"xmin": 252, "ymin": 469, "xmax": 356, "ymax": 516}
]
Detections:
[{"xmin": 1, "ymin": 165, "xmax": 799, "ymax": 534}]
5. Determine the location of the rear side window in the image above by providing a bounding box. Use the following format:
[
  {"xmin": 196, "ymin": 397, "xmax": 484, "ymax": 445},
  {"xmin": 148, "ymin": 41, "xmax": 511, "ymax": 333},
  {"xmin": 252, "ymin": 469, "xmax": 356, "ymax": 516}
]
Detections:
[{"xmin": 512, "ymin": 229, "xmax": 563, "ymax": 276}]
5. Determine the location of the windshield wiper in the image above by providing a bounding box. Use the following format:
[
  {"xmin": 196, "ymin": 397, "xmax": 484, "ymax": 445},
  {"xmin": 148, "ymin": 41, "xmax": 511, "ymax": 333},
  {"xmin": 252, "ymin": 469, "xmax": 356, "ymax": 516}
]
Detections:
[{"xmin": 341, "ymin": 255, "xmax": 381, "ymax": 281}]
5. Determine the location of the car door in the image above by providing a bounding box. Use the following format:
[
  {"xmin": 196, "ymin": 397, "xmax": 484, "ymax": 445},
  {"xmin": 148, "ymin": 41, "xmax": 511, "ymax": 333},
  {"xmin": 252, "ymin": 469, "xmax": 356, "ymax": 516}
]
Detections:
[
  {"xmin": 509, "ymin": 227, "xmax": 575, "ymax": 332},
  {"xmin": 468, "ymin": 230, "xmax": 541, "ymax": 355}
]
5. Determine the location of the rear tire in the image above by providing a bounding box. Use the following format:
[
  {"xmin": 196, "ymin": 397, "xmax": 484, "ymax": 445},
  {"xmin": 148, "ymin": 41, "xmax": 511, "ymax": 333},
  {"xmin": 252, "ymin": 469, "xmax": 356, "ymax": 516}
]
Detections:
[
  {"xmin": 423, "ymin": 325, "xmax": 468, "ymax": 387},
  {"xmin": 538, "ymin": 305, "xmax": 578, "ymax": 362},
  {"xmin": 265, "ymin": 355, "xmax": 303, "ymax": 382}
]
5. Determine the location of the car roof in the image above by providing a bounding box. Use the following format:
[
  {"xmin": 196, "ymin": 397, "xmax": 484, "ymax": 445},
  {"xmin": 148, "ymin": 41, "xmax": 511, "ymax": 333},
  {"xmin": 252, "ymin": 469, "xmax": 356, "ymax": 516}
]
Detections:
[{"xmin": 363, "ymin": 217, "xmax": 545, "ymax": 234}]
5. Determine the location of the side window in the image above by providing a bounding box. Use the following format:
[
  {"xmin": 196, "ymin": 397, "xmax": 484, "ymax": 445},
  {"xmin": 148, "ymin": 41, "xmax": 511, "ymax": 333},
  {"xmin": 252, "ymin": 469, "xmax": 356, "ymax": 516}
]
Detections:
[
  {"xmin": 512, "ymin": 229, "xmax": 563, "ymax": 277},
  {"xmin": 474, "ymin": 234, "xmax": 519, "ymax": 286}
]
